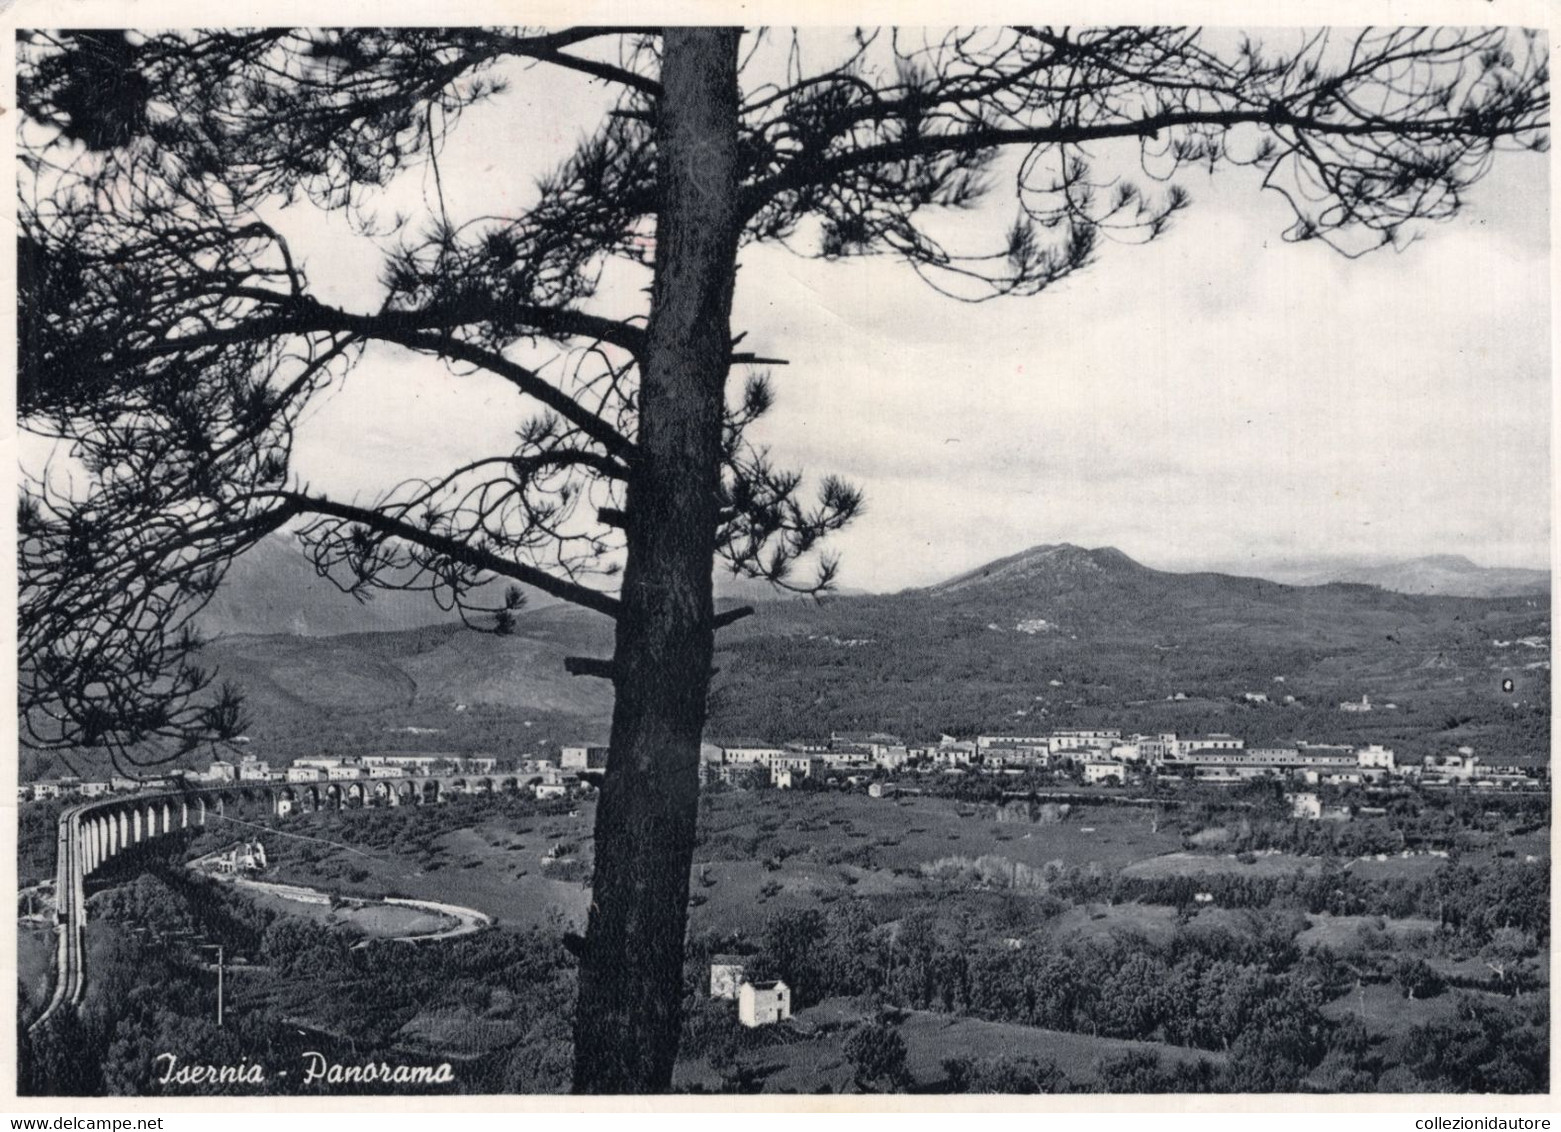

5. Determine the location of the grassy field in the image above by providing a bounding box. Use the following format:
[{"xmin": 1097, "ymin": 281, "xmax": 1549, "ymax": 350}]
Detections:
[
  {"xmin": 1047, "ymin": 902, "xmax": 1181, "ymax": 946},
  {"xmin": 232, "ymin": 884, "xmax": 456, "ymax": 938},
  {"xmin": 256, "ymin": 807, "xmax": 596, "ymax": 931},
  {"xmin": 1297, "ymin": 913, "xmax": 1440, "ymax": 952},
  {"xmin": 248, "ymin": 786, "xmax": 1548, "ymax": 951},
  {"xmin": 1319, "ymin": 980, "xmax": 1510, "ymax": 1036},
  {"xmin": 699, "ymin": 790, "xmax": 1183, "ymax": 872},
  {"xmin": 674, "ymin": 998, "xmax": 1223, "ymax": 1093},
  {"xmin": 683, "ymin": 790, "xmax": 1184, "ymax": 935},
  {"xmin": 254, "ymin": 790, "xmax": 1191, "ymax": 940}
]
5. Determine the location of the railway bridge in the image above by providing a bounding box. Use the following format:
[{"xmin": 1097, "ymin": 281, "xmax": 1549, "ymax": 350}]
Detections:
[{"xmin": 29, "ymin": 773, "xmax": 534, "ymax": 1032}]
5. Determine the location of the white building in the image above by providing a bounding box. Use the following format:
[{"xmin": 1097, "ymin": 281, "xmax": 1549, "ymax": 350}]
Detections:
[
  {"xmin": 238, "ymin": 757, "xmax": 273, "ymax": 781},
  {"xmin": 1356, "ymin": 745, "xmax": 1396, "ymax": 771},
  {"xmin": 738, "ymin": 980, "xmax": 792, "ymax": 1027},
  {"xmin": 1296, "ymin": 743, "xmax": 1358, "ymax": 769},
  {"xmin": 286, "ymin": 765, "xmax": 327, "ymax": 783},
  {"xmin": 1082, "ymin": 759, "xmax": 1125, "ymax": 785},
  {"xmin": 1288, "ymin": 791, "xmax": 1350, "ymax": 821},
  {"xmin": 717, "ymin": 743, "xmax": 787, "ymax": 766},
  {"xmin": 709, "ymin": 961, "xmax": 746, "ymax": 999},
  {"xmin": 769, "ymin": 756, "xmax": 823, "ymax": 785},
  {"xmin": 872, "ymin": 746, "xmax": 912, "ymax": 770},
  {"xmin": 1423, "ymin": 752, "xmax": 1479, "ymax": 782},
  {"xmin": 1173, "ymin": 734, "xmax": 1244, "ymax": 757},
  {"xmin": 215, "ymin": 839, "xmax": 268, "ymax": 873},
  {"xmin": 1288, "ymin": 792, "xmax": 1322, "ymax": 820},
  {"xmin": 976, "ymin": 734, "xmax": 1050, "ymax": 750},
  {"xmin": 933, "ymin": 741, "xmax": 978, "ymax": 767},
  {"xmin": 362, "ymin": 754, "xmax": 442, "ymax": 773},
  {"xmin": 1137, "ymin": 734, "xmax": 1178, "ymax": 766},
  {"xmin": 1047, "ymin": 729, "xmax": 1121, "ymax": 755}
]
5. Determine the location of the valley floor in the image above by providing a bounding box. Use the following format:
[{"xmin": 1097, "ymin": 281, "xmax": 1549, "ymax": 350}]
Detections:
[{"xmin": 16, "ymin": 782, "xmax": 1550, "ymax": 1095}]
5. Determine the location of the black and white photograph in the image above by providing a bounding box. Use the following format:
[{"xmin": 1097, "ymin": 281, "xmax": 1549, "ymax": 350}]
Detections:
[{"xmin": 9, "ymin": 7, "xmax": 1554, "ymax": 1104}]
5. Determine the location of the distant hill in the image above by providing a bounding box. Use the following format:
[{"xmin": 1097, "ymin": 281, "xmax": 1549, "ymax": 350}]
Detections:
[
  {"xmin": 1227, "ymin": 553, "xmax": 1550, "ymax": 599},
  {"xmin": 201, "ymin": 603, "xmax": 616, "ymax": 720},
  {"xmin": 707, "ymin": 543, "xmax": 1549, "ymax": 753},
  {"xmin": 195, "ymin": 533, "xmax": 500, "ymax": 638},
  {"xmin": 929, "ymin": 543, "xmax": 1148, "ymax": 597},
  {"xmin": 198, "ymin": 533, "xmax": 829, "ymax": 639}
]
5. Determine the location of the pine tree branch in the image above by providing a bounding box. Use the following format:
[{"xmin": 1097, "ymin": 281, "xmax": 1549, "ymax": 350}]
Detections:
[
  {"xmin": 741, "ymin": 104, "xmax": 1544, "ymax": 220},
  {"xmin": 123, "ymin": 290, "xmax": 641, "ymax": 461},
  {"xmin": 265, "ymin": 490, "xmax": 622, "ymax": 619},
  {"xmin": 498, "ymin": 28, "xmax": 663, "ymax": 98}
]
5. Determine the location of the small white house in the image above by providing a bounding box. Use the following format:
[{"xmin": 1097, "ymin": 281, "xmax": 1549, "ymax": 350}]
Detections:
[
  {"xmin": 1082, "ymin": 759, "xmax": 1124, "ymax": 785},
  {"xmin": 709, "ymin": 962, "xmax": 746, "ymax": 1000},
  {"xmin": 1288, "ymin": 791, "xmax": 1323, "ymax": 820},
  {"xmin": 738, "ymin": 980, "xmax": 791, "ymax": 1028},
  {"xmin": 238, "ymin": 756, "xmax": 273, "ymax": 781},
  {"xmin": 1356, "ymin": 744, "xmax": 1396, "ymax": 771}
]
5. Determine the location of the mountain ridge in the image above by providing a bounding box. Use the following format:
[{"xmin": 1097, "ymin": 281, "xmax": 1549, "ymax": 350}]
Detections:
[{"xmin": 31, "ymin": 538, "xmax": 1546, "ymax": 780}]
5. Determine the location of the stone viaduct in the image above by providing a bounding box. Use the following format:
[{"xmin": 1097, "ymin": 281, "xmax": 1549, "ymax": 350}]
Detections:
[{"xmin": 30, "ymin": 773, "xmax": 534, "ymax": 1032}]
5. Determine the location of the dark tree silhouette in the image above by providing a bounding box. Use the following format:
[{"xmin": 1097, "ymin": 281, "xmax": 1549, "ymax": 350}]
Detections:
[{"xmin": 17, "ymin": 26, "xmax": 1547, "ymax": 1092}]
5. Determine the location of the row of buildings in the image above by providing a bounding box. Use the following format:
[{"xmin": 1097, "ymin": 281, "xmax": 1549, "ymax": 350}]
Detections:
[
  {"xmin": 19, "ymin": 750, "xmax": 592, "ymax": 804},
  {"xmin": 698, "ymin": 728, "xmax": 1546, "ymax": 793},
  {"xmin": 20, "ymin": 728, "xmax": 1545, "ymax": 804}
]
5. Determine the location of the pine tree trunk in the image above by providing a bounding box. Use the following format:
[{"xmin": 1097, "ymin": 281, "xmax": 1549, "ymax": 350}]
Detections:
[{"xmin": 571, "ymin": 27, "xmax": 742, "ymax": 1094}]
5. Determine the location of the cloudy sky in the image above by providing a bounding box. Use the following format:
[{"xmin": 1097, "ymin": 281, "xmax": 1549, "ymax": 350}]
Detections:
[{"xmin": 269, "ymin": 30, "xmax": 1550, "ymax": 593}]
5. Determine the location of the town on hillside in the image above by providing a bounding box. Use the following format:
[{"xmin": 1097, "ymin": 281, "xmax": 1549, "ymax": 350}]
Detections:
[{"xmin": 21, "ymin": 725, "xmax": 1546, "ymax": 811}]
